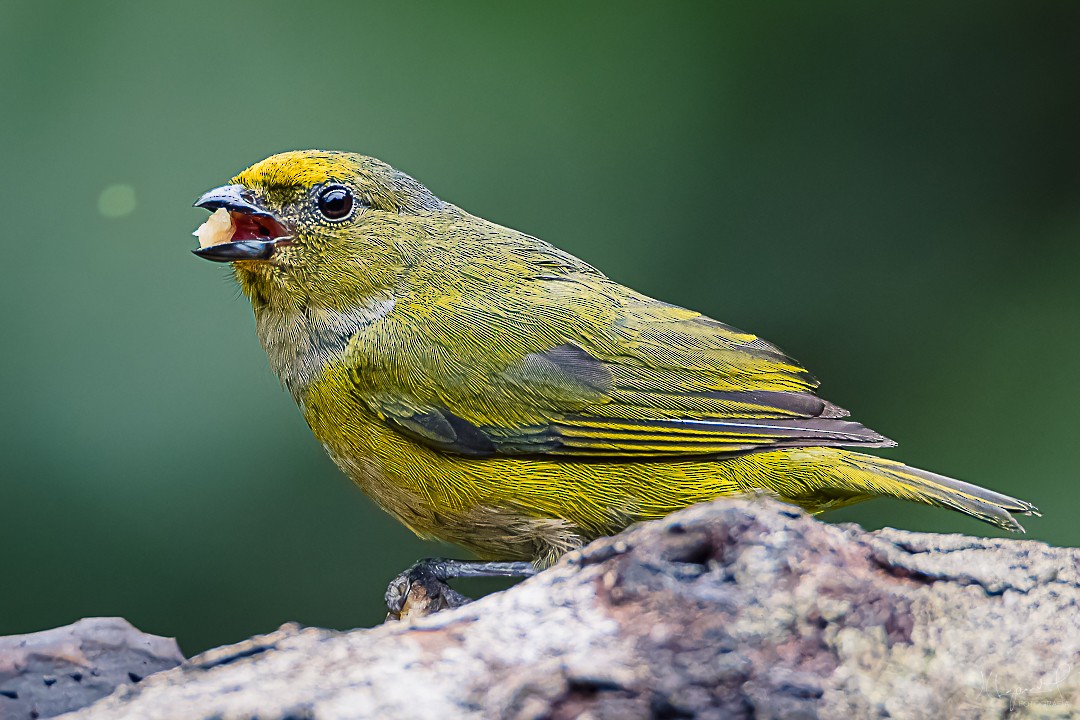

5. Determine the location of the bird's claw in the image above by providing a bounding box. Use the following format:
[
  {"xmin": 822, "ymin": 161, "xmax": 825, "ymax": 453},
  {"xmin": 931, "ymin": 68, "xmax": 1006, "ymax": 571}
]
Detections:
[{"xmin": 385, "ymin": 559, "xmax": 473, "ymax": 621}]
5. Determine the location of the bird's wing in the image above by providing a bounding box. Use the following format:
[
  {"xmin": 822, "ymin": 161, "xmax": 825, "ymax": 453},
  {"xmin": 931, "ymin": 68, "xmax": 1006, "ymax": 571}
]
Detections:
[{"xmin": 349, "ymin": 271, "xmax": 892, "ymax": 459}]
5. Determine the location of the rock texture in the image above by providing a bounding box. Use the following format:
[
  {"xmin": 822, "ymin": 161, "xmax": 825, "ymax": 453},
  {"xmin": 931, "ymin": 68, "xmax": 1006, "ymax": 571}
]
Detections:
[
  {"xmin": 0, "ymin": 617, "xmax": 183, "ymax": 720},
  {"xmin": 11, "ymin": 498, "xmax": 1080, "ymax": 719}
]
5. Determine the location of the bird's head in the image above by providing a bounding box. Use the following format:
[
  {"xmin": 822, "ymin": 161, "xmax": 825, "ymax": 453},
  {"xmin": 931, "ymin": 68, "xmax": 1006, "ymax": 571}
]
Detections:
[{"xmin": 193, "ymin": 150, "xmax": 446, "ymax": 310}]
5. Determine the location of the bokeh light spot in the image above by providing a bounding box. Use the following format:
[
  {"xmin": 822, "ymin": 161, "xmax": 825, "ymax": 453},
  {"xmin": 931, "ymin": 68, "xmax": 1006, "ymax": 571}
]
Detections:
[{"xmin": 98, "ymin": 184, "xmax": 137, "ymax": 218}]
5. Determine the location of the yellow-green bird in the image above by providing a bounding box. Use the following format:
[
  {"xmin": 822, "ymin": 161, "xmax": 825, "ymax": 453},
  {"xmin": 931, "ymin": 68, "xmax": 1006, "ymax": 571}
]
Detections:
[{"xmin": 193, "ymin": 150, "xmax": 1037, "ymax": 613}]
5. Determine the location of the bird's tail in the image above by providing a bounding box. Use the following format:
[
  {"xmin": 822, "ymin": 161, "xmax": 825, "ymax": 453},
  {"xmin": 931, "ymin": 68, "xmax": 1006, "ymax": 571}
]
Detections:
[{"xmin": 778, "ymin": 449, "xmax": 1040, "ymax": 532}]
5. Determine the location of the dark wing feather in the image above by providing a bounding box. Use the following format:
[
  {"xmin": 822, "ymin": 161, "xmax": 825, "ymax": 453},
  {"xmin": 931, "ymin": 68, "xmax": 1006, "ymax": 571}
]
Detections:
[
  {"xmin": 365, "ymin": 338, "xmax": 892, "ymax": 459},
  {"xmin": 350, "ymin": 261, "xmax": 892, "ymax": 459}
]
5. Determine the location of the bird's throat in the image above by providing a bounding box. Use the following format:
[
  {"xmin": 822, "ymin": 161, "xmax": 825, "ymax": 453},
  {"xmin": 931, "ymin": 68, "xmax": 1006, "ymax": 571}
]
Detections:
[{"xmin": 252, "ymin": 295, "xmax": 395, "ymax": 403}]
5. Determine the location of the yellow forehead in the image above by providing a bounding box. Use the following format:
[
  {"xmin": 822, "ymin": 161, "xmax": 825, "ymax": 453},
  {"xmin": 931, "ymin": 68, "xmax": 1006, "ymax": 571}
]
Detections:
[
  {"xmin": 228, "ymin": 149, "xmax": 442, "ymax": 214},
  {"xmin": 231, "ymin": 150, "xmax": 364, "ymax": 190}
]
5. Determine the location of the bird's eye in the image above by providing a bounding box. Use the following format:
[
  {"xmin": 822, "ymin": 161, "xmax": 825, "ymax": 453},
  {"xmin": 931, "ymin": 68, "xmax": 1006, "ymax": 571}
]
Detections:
[{"xmin": 316, "ymin": 185, "xmax": 354, "ymax": 221}]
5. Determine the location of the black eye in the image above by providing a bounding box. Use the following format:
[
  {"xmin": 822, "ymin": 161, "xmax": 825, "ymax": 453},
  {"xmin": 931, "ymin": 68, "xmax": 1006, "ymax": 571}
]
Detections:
[{"xmin": 316, "ymin": 185, "xmax": 354, "ymax": 221}]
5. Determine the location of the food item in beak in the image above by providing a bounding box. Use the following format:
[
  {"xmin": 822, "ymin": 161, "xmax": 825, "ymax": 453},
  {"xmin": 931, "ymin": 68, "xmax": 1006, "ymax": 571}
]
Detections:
[{"xmin": 193, "ymin": 208, "xmax": 235, "ymax": 248}]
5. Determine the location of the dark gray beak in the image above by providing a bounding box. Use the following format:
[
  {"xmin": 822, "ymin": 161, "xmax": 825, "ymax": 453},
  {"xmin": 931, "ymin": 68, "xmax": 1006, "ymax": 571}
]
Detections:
[
  {"xmin": 193, "ymin": 184, "xmax": 276, "ymax": 218},
  {"xmin": 192, "ymin": 238, "xmax": 278, "ymax": 262},
  {"xmin": 191, "ymin": 185, "xmax": 288, "ymax": 262}
]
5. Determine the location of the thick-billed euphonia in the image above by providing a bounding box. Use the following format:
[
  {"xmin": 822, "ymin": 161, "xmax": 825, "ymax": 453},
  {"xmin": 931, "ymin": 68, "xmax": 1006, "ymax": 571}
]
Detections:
[{"xmin": 192, "ymin": 151, "xmax": 1038, "ymax": 614}]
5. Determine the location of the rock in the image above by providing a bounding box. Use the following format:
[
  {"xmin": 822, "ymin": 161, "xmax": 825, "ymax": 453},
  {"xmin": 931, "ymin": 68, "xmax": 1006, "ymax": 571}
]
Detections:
[
  {"xmin": 14, "ymin": 498, "xmax": 1080, "ymax": 719},
  {"xmin": 0, "ymin": 617, "xmax": 183, "ymax": 720}
]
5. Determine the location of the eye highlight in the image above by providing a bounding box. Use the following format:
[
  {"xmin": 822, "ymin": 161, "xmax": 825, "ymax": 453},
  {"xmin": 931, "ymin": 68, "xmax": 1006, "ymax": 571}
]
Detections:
[{"xmin": 316, "ymin": 184, "xmax": 355, "ymax": 221}]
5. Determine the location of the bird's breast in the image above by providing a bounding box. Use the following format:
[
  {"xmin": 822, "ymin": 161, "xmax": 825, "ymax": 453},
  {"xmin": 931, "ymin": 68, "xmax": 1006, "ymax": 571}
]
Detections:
[{"xmin": 253, "ymin": 296, "xmax": 395, "ymax": 402}]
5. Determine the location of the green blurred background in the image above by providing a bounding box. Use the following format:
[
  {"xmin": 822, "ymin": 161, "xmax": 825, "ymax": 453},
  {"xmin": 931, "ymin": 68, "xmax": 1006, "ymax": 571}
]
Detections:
[{"xmin": 2, "ymin": 1, "xmax": 1078, "ymax": 654}]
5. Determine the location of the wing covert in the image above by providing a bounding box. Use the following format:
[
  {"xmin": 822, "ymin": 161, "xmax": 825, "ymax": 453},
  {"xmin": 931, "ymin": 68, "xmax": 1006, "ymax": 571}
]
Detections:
[{"xmin": 346, "ymin": 258, "xmax": 892, "ymax": 459}]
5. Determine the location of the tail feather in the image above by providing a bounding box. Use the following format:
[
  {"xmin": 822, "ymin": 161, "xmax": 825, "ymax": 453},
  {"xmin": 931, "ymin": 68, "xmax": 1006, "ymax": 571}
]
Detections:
[{"xmin": 838, "ymin": 452, "xmax": 1040, "ymax": 532}]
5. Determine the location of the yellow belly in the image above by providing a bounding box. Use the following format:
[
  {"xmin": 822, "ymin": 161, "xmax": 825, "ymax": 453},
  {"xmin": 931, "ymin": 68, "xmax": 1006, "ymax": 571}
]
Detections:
[{"xmin": 298, "ymin": 368, "xmax": 873, "ymax": 563}]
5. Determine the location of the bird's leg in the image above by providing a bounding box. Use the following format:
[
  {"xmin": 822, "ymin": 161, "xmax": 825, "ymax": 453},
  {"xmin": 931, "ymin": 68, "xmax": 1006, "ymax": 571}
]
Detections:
[{"xmin": 385, "ymin": 558, "xmax": 537, "ymax": 621}]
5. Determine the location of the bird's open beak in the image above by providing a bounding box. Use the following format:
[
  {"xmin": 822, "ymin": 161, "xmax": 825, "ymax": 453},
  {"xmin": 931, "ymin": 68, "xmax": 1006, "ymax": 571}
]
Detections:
[{"xmin": 191, "ymin": 185, "xmax": 292, "ymax": 262}]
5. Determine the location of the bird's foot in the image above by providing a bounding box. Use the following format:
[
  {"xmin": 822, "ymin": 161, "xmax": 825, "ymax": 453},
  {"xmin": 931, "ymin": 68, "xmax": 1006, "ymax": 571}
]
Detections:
[{"xmin": 384, "ymin": 558, "xmax": 537, "ymax": 621}]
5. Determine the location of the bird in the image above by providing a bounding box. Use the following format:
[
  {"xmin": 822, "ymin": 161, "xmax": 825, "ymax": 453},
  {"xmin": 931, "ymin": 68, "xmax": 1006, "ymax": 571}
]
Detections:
[{"xmin": 192, "ymin": 150, "xmax": 1038, "ymax": 616}]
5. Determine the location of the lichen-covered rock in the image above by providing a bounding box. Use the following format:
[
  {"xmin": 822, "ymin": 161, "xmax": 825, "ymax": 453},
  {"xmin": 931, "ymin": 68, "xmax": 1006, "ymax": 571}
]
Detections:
[
  {"xmin": 48, "ymin": 498, "xmax": 1080, "ymax": 719},
  {"xmin": 0, "ymin": 617, "xmax": 183, "ymax": 720}
]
